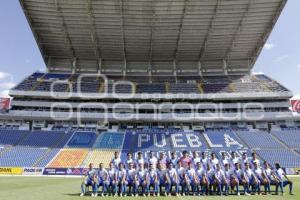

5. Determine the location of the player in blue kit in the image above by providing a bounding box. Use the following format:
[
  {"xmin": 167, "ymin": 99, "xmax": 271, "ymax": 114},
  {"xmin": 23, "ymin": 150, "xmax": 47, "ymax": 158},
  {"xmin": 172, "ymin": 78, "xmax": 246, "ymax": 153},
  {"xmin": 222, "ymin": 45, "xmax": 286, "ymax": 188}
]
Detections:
[
  {"xmin": 166, "ymin": 163, "xmax": 180, "ymax": 196},
  {"xmin": 80, "ymin": 163, "xmax": 96, "ymax": 197},
  {"xmin": 114, "ymin": 163, "xmax": 127, "ymax": 197},
  {"xmin": 195, "ymin": 162, "xmax": 208, "ymax": 195},
  {"xmin": 244, "ymin": 162, "xmax": 260, "ymax": 194},
  {"xmin": 95, "ymin": 163, "xmax": 109, "ymax": 196},
  {"xmin": 157, "ymin": 163, "xmax": 168, "ymax": 196},
  {"xmin": 127, "ymin": 162, "xmax": 138, "ymax": 196},
  {"xmin": 137, "ymin": 163, "xmax": 148, "ymax": 196},
  {"xmin": 224, "ymin": 163, "xmax": 240, "ymax": 195},
  {"xmin": 253, "ymin": 162, "xmax": 270, "ymax": 194},
  {"xmin": 234, "ymin": 163, "xmax": 250, "ymax": 195},
  {"xmin": 263, "ymin": 161, "xmax": 281, "ymax": 195},
  {"xmin": 214, "ymin": 163, "xmax": 228, "ymax": 195},
  {"xmin": 107, "ymin": 162, "xmax": 116, "ymax": 196},
  {"xmin": 146, "ymin": 163, "xmax": 159, "ymax": 196},
  {"xmin": 275, "ymin": 163, "xmax": 294, "ymax": 195},
  {"xmin": 186, "ymin": 163, "xmax": 198, "ymax": 196}
]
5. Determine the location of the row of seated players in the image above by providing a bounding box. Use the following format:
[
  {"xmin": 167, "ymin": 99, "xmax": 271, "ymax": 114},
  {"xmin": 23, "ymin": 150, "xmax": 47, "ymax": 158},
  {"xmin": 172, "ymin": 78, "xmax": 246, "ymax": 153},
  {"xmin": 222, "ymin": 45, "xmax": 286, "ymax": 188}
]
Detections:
[{"xmin": 80, "ymin": 151, "xmax": 294, "ymax": 197}]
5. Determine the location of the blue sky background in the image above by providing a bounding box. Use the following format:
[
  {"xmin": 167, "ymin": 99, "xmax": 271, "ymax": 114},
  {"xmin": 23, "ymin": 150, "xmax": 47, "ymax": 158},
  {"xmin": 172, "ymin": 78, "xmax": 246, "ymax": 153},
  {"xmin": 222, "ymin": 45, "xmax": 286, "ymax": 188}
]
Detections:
[{"xmin": 0, "ymin": 0, "xmax": 299, "ymax": 97}]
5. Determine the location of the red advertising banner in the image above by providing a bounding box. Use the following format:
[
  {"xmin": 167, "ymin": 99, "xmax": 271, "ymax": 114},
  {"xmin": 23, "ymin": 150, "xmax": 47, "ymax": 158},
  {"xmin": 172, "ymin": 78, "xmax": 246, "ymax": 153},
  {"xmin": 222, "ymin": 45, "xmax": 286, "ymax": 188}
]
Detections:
[
  {"xmin": 291, "ymin": 100, "xmax": 300, "ymax": 113},
  {"xmin": 0, "ymin": 98, "xmax": 10, "ymax": 111}
]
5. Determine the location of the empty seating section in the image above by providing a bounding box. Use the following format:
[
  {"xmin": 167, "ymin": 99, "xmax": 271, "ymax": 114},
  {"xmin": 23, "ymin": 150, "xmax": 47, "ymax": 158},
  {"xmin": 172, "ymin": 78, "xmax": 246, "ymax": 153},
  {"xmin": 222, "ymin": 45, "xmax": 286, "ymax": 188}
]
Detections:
[
  {"xmin": 54, "ymin": 132, "xmax": 74, "ymax": 148},
  {"xmin": 84, "ymin": 150, "xmax": 117, "ymax": 168},
  {"xmin": 77, "ymin": 77, "xmax": 101, "ymax": 93},
  {"xmin": 236, "ymin": 131, "xmax": 284, "ymax": 149},
  {"xmin": 0, "ymin": 147, "xmax": 50, "ymax": 167},
  {"xmin": 18, "ymin": 131, "xmax": 64, "ymax": 148},
  {"xmin": 151, "ymin": 76, "xmax": 175, "ymax": 83},
  {"xmin": 271, "ymin": 130, "xmax": 300, "ymax": 148},
  {"xmin": 256, "ymin": 149, "xmax": 300, "ymax": 168},
  {"xmin": 13, "ymin": 72, "xmax": 289, "ymax": 94},
  {"xmin": 204, "ymin": 130, "xmax": 244, "ymax": 149},
  {"xmin": 35, "ymin": 148, "xmax": 61, "ymax": 167},
  {"xmin": 137, "ymin": 83, "xmax": 165, "ymax": 93},
  {"xmin": 0, "ymin": 130, "xmax": 29, "ymax": 146},
  {"xmin": 93, "ymin": 132, "xmax": 124, "ymax": 149},
  {"xmin": 107, "ymin": 84, "xmax": 134, "ymax": 93},
  {"xmin": 169, "ymin": 83, "xmax": 199, "ymax": 93},
  {"xmin": 48, "ymin": 148, "xmax": 88, "ymax": 168},
  {"xmin": 203, "ymin": 83, "xmax": 232, "ymax": 93},
  {"xmin": 67, "ymin": 131, "xmax": 96, "ymax": 148}
]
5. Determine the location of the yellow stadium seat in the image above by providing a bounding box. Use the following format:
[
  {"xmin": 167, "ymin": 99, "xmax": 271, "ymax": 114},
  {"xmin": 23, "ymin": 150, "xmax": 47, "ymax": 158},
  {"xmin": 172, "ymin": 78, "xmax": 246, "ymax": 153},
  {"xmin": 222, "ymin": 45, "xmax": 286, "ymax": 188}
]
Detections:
[
  {"xmin": 48, "ymin": 149, "xmax": 88, "ymax": 168},
  {"xmin": 83, "ymin": 150, "xmax": 118, "ymax": 168}
]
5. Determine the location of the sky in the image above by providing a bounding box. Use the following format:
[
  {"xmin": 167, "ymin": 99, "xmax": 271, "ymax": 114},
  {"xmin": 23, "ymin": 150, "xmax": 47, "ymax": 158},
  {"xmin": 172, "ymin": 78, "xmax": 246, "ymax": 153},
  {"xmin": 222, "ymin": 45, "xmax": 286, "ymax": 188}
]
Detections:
[{"xmin": 0, "ymin": 0, "xmax": 300, "ymax": 98}]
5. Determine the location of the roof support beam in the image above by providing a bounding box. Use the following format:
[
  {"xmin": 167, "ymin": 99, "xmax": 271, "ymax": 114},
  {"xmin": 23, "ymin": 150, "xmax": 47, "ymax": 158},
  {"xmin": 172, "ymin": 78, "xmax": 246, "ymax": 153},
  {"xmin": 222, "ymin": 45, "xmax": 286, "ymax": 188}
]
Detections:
[
  {"xmin": 148, "ymin": 0, "xmax": 155, "ymax": 77},
  {"xmin": 223, "ymin": 60, "xmax": 228, "ymax": 75},
  {"xmin": 198, "ymin": 0, "xmax": 220, "ymax": 61},
  {"xmin": 97, "ymin": 59, "xmax": 102, "ymax": 74},
  {"xmin": 86, "ymin": 0, "xmax": 102, "ymax": 63},
  {"xmin": 173, "ymin": 60, "xmax": 177, "ymax": 76},
  {"xmin": 72, "ymin": 57, "xmax": 77, "ymax": 74},
  {"xmin": 53, "ymin": 0, "xmax": 76, "ymax": 70},
  {"xmin": 174, "ymin": 0, "xmax": 189, "ymax": 60},
  {"xmin": 119, "ymin": 0, "xmax": 127, "ymax": 61},
  {"xmin": 224, "ymin": 0, "xmax": 252, "ymax": 61},
  {"xmin": 123, "ymin": 60, "xmax": 127, "ymax": 78},
  {"xmin": 198, "ymin": 61, "xmax": 202, "ymax": 76}
]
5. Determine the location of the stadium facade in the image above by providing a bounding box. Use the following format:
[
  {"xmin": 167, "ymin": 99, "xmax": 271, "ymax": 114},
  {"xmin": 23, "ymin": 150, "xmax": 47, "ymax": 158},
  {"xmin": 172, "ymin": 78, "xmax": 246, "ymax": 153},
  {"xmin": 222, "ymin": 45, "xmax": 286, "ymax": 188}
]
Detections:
[{"xmin": 0, "ymin": 0, "xmax": 300, "ymax": 173}]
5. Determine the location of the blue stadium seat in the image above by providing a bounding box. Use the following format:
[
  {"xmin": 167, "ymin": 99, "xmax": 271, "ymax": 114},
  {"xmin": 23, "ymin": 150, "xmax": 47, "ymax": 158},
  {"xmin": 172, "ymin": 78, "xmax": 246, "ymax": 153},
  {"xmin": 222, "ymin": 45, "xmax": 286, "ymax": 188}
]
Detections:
[
  {"xmin": 256, "ymin": 149, "xmax": 300, "ymax": 168},
  {"xmin": 0, "ymin": 147, "xmax": 57, "ymax": 167},
  {"xmin": 0, "ymin": 129, "xmax": 29, "ymax": 146},
  {"xmin": 236, "ymin": 130, "xmax": 284, "ymax": 149},
  {"xmin": 67, "ymin": 131, "xmax": 96, "ymax": 148},
  {"xmin": 271, "ymin": 130, "xmax": 300, "ymax": 148},
  {"xmin": 18, "ymin": 131, "xmax": 64, "ymax": 148},
  {"xmin": 93, "ymin": 132, "xmax": 124, "ymax": 149}
]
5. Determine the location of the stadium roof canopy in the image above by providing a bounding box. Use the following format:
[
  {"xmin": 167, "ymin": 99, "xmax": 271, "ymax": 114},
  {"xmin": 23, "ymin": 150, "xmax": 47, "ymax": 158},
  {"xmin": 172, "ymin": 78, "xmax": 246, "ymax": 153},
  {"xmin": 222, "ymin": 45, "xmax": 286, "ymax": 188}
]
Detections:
[{"xmin": 20, "ymin": 0, "xmax": 287, "ymax": 76}]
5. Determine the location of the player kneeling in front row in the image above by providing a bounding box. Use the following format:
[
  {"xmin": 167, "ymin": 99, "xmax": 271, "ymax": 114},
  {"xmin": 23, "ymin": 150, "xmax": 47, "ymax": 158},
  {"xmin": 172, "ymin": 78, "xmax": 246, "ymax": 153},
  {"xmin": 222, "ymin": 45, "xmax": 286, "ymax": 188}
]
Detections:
[
  {"xmin": 95, "ymin": 163, "xmax": 109, "ymax": 197},
  {"xmin": 146, "ymin": 163, "xmax": 160, "ymax": 196},
  {"xmin": 80, "ymin": 163, "xmax": 97, "ymax": 197},
  {"xmin": 114, "ymin": 163, "xmax": 127, "ymax": 197},
  {"xmin": 224, "ymin": 163, "xmax": 240, "ymax": 195},
  {"xmin": 127, "ymin": 162, "xmax": 139, "ymax": 196},
  {"xmin": 137, "ymin": 163, "xmax": 148, "ymax": 196},
  {"xmin": 166, "ymin": 163, "xmax": 180, "ymax": 196}
]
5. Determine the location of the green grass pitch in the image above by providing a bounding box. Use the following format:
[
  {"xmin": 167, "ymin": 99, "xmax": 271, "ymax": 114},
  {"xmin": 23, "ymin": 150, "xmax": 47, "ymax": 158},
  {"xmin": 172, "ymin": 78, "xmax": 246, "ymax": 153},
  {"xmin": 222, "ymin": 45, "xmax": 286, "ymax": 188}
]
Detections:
[{"xmin": 0, "ymin": 176, "xmax": 299, "ymax": 200}]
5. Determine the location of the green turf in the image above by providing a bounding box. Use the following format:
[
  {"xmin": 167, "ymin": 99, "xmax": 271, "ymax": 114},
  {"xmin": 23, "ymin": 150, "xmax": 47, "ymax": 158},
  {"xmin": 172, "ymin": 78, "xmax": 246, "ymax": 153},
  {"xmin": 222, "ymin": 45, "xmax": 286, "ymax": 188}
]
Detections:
[{"xmin": 0, "ymin": 176, "xmax": 299, "ymax": 200}]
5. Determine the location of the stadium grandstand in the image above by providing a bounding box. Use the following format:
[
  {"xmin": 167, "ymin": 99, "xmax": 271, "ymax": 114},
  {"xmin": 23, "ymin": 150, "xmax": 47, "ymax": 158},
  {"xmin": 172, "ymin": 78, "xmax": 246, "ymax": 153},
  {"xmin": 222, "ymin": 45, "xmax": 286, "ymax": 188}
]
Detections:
[{"xmin": 0, "ymin": 0, "xmax": 299, "ymax": 178}]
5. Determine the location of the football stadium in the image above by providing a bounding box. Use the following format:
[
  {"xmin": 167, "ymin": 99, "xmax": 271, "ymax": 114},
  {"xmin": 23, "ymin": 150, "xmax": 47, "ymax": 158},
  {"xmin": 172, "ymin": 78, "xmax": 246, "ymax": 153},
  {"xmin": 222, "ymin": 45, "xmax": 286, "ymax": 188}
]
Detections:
[{"xmin": 0, "ymin": 0, "xmax": 299, "ymax": 199}]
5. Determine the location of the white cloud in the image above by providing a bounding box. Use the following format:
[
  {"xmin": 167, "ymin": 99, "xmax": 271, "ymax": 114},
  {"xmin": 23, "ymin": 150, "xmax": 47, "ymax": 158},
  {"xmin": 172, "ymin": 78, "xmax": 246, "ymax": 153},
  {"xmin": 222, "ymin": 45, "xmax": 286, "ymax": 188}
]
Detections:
[
  {"xmin": 0, "ymin": 82, "xmax": 15, "ymax": 89},
  {"xmin": 0, "ymin": 71, "xmax": 15, "ymax": 98},
  {"xmin": 275, "ymin": 54, "xmax": 288, "ymax": 62},
  {"xmin": 0, "ymin": 90, "xmax": 10, "ymax": 98},
  {"xmin": 263, "ymin": 43, "xmax": 276, "ymax": 50},
  {"xmin": 0, "ymin": 72, "xmax": 11, "ymax": 80}
]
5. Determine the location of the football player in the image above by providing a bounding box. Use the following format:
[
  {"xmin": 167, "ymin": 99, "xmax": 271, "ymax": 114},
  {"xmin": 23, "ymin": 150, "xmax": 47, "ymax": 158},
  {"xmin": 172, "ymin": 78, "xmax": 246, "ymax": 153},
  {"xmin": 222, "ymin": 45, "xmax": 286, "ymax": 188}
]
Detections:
[
  {"xmin": 146, "ymin": 163, "xmax": 159, "ymax": 196},
  {"xmin": 95, "ymin": 163, "xmax": 109, "ymax": 196},
  {"xmin": 275, "ymin": 163, "xmax": 294, "ymax": 195},
  {"xmin": 166, "ymin": 163, "xmax": 180, "ymax": 196},
  {"xmin": 127, "ymin": 162, "xmax": 138, "ymax": 196},
  {"xmin": 234, "ymin": 163, "xmax": 250, "ymax": 195},
  {"xmin": 80, "ymin": 163, "xmax": 96, "ymax": 197},
  {"xmin": 114, "ymin": 163, "xmax": 127, "ymax": 196}
]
